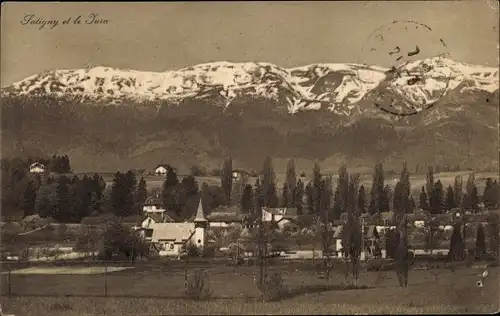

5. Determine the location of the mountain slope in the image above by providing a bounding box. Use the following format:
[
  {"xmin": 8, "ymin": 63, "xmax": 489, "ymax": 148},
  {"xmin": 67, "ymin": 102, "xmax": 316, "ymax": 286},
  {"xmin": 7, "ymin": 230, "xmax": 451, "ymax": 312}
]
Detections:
[{"xmin": 1, "ymin": 58, "xmax": 498, "ymax": 173}]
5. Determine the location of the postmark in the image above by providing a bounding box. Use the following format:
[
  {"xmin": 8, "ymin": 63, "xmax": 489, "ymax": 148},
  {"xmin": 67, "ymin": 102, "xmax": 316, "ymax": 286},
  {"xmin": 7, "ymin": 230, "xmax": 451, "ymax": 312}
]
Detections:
[{"xmin": 357, "ymin": 20, "xmax": 452, "ymax": 117}]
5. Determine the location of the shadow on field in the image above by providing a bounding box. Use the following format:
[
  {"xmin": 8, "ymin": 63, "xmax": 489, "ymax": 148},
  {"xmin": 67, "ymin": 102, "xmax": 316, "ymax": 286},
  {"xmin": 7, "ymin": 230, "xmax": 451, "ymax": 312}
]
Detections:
[{"xmin": 282, "ymin": 283, "xmax": 373, "ymax": 300}]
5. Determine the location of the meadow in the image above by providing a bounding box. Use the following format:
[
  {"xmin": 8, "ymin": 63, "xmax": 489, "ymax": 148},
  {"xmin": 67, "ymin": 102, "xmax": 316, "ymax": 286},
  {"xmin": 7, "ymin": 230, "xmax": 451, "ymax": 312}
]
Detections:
[{"xmin": 0, "ymin": 260, "xmax": 498, "ymax": 315}]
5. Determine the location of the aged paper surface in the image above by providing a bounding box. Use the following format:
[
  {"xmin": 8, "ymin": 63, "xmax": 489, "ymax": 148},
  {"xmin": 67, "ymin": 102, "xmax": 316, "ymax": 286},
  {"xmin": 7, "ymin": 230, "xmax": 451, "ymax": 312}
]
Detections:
[{"xmin": 1, "ymin": 1, "xmax": 499, "ymax": 315}]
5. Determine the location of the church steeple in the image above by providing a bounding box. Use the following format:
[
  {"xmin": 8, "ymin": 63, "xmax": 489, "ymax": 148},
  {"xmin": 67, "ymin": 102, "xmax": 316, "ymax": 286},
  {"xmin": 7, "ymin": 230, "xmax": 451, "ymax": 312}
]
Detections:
[
  {"xmin": 194, "ymin": 197, "xmax": 207, "ymax": 223},
  {"xmin": 193, "ymin": 197, "xmax": 207, "ymax": 250}
]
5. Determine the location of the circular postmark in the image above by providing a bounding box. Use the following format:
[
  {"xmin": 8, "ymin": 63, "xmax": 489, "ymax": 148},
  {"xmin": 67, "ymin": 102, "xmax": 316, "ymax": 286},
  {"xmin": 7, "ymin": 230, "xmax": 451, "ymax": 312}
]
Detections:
[{"xmin": 357, "ymin": 20, "xmax": 452, "ymax": 117}]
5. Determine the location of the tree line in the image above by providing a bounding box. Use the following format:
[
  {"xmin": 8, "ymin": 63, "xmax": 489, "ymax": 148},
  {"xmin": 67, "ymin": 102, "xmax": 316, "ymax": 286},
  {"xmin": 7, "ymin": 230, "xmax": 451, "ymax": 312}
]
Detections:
[
  {"xmin": 1, "ymin": 157, "xmax": 152, "ymax": 223},
  {"xmin": 2, "ymin": 155, "xmax": 72, "ymax": 174},
  {"xmin": 3, "ymin": 155, "xmax": 499, "ymax": 223},
  {"xmin": 9, "ymin": 171, "xmax": 106, "ymax": 223},
  {"xmin": 216, "ymin": 157, "xmax": 500, "ymax": 223},
  {"xmin": 418, "ymin": 167, "xmax": 500, "ymax": 214}
]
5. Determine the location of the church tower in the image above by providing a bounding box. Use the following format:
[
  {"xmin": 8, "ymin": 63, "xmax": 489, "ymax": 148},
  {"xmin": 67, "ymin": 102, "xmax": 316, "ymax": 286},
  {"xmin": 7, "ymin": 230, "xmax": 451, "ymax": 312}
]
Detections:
[{"xmin": 193, "ymin": 197, "xmax": 208, "ymax": 250}]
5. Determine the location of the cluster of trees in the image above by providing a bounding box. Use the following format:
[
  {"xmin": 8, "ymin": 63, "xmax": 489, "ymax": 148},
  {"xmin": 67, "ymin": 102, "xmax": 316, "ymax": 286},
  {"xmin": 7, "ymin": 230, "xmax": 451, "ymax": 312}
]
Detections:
[
  {"xmin": 2, "ymin": 156, "xmax": 73, "ymax": 218},
  {"xmin": 22, "ymin": 174, "xmax": 106, "ymax": 223},
  {"xmin": 2, "ymin": 155, "xmax": 71, "ymax": 174},
  {"xmin": 1, "ymin": 157, "xmax": 153, "ymax": 223},
  {"xmin": 160, "ymin": 166, "xmax": 201, "ymax": 219},
  {"xmin": 366, "ymin": 162, "xmax": 415, "ymax": 216},
  {"xmin": 447, "ymin": 213, "xmax": 500, "ymax": 262},
  {"xmin": 1, "ymin": 157, "xmax": 74, "ymax": 220},
  {"xmin": 45, "ymin": 154, "xmax": 72, "ymax": 174},
  {"xmin": 217, "ymin": 157, "xmax": 413, "ymax": 223},
  {"xmin": 230, "ymin": 158, "xmax": 306, "ymax": 218},
  {"xmin": 214, "ymin": 156, "xmax": 500, "ymax": 226},
  {"xmin": 3, "ymin": 167, "xmax": 107, "ymax": 223},
  {"xmin": 483, "ymin": 178, "xmax": 500, "ymax": 209},
  {"xmin": 73, "ymin": 213, "xmax": 150, "ymax": 261},
  {"xmin": 4, "ymin": 153, "xmax": 500, "ymax": 226},
  {"xmin": 419, "ymin": 168, "xmax": 500, "ymax": 214},
  {"xmin": 109, "ymin": 171, "xmax": 148, "ymax": 217}
]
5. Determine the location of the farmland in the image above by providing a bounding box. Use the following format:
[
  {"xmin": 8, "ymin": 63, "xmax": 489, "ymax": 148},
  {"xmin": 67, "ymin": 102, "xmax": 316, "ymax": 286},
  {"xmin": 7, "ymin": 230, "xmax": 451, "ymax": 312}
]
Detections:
[{"xmin": 0, "ymin": 260, "xmax": 498, "ymax": 315}]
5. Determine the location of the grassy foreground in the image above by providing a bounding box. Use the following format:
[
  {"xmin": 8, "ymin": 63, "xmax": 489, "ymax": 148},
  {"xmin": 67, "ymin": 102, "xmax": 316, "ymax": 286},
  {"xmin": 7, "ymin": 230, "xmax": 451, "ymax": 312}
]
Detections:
[
  {"xmin": 0, "ymin": 296, "xmax": 497, "ymax": 315},
  {"xmin": 0, "ymin": 263, "xmax": 498, "ymax": 315}
]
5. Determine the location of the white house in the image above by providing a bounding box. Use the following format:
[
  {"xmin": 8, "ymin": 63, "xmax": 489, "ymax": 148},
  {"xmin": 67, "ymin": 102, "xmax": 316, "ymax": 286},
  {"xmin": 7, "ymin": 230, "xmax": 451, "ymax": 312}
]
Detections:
[
  {"xmin": 142, "ymin": 196, "xmax": 166, "ymax": 214},
  {"xmin": 142, "ymin": 214, "xmax": 163, "ymax": 227},
  {"xmin": 149, "ymin": 222, "xmax": 196, "ymax": 256},
  {"xmin": 143, "ymin": 205, "xmax": 166, "ymax": 214},
  {"xmin": 261, "ymin": 207, "xmax": 298, "ymax": 229},
  {"xmin": 154, "ymin": 165, "xmax": 169, "ymax": 176},
  {"xmin": 231, "ymin": 170, "xmax": 249, "ymax": 181},
  {"xmin": 29, "ymin": 162, "xmax": 46, "ymax": 173},
  {"xmin": 145, "ymin": 198, "xmax": 208, "ymax": 257},
  {"xmin": 414, "ymin": 220, "xmax": 425, "ymax": 228}
]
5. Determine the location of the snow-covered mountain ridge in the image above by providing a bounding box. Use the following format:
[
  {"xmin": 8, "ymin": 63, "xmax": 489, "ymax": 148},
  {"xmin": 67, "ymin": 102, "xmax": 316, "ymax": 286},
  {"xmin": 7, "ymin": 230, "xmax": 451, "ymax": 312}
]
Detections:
[{"xmin": 2, "ymin": 57, "xmax": 498, "ymax": 115}]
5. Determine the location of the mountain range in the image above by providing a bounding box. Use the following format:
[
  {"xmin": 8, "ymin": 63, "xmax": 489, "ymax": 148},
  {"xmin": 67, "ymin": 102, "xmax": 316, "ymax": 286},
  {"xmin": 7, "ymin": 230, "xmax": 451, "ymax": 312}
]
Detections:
[{"xmin": 1, "ymin": 57, "xmax": 498, "ymax": 174}]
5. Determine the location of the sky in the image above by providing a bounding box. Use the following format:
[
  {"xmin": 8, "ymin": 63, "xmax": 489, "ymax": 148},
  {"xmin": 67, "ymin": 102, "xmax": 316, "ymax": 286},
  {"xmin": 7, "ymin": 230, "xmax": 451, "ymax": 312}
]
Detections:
[{"xmin": 1, "ymin": 1, "xmax": 499, "ymax": 86}]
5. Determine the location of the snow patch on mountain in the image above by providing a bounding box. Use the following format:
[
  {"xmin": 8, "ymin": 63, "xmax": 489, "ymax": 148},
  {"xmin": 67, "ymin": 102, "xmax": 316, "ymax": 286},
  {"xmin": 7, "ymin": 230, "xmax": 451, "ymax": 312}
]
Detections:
[{"xmin": 3, "ymin": 58, "xmax": 498, "ymax": 115}]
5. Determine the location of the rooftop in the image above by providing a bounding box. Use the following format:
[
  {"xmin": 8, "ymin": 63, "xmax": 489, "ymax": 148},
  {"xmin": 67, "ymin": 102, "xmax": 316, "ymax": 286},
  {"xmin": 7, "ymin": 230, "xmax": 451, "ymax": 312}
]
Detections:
[
  {"xmin": 207, "ymin": 212, "xmax": 245, "ymax": 222},
  {"xmin": 144, "ymin": 196, "xmax": 163, "ymax": 206},
  {"xmin": 263, "ymin": 207, "xmax": 298, "ymax": 217},
  {"xmin": 142, "ymin": 213, "xmax": 163, "ymax": 224},
  {"xmin": 150, "ymin": 222, "xmax": 195, "ymax": 242}
]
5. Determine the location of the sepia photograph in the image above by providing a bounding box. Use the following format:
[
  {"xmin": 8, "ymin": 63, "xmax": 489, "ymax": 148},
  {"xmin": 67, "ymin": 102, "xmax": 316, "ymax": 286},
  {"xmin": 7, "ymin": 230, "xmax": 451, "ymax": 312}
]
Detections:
[{"xmin": 0, "ymin": 1, "xmax": 499, "ymax": 315}]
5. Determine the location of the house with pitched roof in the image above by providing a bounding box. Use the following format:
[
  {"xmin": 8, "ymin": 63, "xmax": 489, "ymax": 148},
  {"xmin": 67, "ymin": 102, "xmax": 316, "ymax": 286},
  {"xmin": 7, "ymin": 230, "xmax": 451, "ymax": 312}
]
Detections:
[
  {"xmin": 29, "ymin": 162, "xmax": 46, "ymax": 173},
  {"xmin": 232, "ymin": 169, "xmax": 250, "ymax": 181},
  {"xmin": 143, "ymin": 196, "xmax": 165, "ymax": 213},
  {"xmin": 207, "ymin": 205, "xmax": 247, "ymax": 228},
  {"xmin": 262, "ymin": 207, "xmax": 298, "ymax": 230},
  {"xmin": 142, "ymin": 198, "xmax": 208, "ymax": 257},
  {"xmin": 154, "ymin": 164, "xmax": 172, "ymax": 176},
  {"xmin": 134, "ymin": 211, "xmax": 180, "ymax": 241},
  {"xmin": 140, "ymin": 194, "xmax": 182, "ymax": 223}
]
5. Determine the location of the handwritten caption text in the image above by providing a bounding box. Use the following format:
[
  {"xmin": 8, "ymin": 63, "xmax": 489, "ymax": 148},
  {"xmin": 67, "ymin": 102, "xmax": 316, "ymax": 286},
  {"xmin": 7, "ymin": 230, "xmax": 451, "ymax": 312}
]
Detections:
[{"xmin": 20, "ymin": 13, "xmax": 109, "ymax": 30}]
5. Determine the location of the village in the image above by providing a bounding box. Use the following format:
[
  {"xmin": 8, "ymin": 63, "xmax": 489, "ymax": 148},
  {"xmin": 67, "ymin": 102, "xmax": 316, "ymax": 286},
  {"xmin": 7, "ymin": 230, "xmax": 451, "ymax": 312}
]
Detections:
[
  {"xmin": 1, "ymin": 2, "xmax": 499, "ymax": 315},
  {"xmin": 135, "ymin": 191, "xmax": 494, "ymax": 262},
  {"xmin": 2, "ymin": 159, "xmax": 499, "ymax": 264},
  {"xmin": 1, "ymin": 157, "xmax": 499, "ymax": 316}
]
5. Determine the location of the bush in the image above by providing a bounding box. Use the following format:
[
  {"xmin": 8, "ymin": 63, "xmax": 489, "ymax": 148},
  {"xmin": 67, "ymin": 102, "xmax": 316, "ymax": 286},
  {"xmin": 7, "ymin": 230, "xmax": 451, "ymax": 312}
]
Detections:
[
  {"xmin": 190, "ymin": 165, "xmax": 207, "ymax": 177},
  {"xmin": 227, "ymin": 243, "xmax": 245, "ymax": 263},
  {"xmin": 203, "ymin": 244, "xmax": 216, "ymax": 258},
  {"xmin": 258, "ymin": 272, "xmax": 284, "ymax": 302},
  {"xmin": 185, "ymin": 268, "xmax": 213, "ymax": 301},
  {"xmin": 97, "ymin": 219, "xmax": 146, "ymax": 261},
  {"xmin": 486, "ymin": 213, "xmax": 499, "ymax": 260},
  {"xmin": 184, "ymin": 241, "xmax": 200, "ymax": 258}
]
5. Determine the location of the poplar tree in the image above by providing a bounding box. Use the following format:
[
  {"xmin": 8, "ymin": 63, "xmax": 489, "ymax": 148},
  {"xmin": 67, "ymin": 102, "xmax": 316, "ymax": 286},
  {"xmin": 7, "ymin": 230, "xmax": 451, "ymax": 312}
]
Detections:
[
  {"xmin": 418, "ymin": 186, "xmax": 429, "ymax": 211},
  {"xmin": 445, "ymin": 185, "xmax": 456, "ymax": 211},
  {"xmin": 285, "ymin": 159, "xmax": 297, "ymax": 207},
  {"xmin": 294, "ymin": 179, "xmax": 305, "ymax": 215},
  {"xmin": 220, "ymin": 157, "xmax": 233, "ymax": 205}
]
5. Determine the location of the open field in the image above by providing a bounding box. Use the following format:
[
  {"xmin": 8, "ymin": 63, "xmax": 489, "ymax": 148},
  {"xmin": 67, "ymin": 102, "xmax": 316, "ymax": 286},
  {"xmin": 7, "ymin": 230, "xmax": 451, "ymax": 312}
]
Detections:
[
  {"xmin": 1, "ymin": 266, "xmax": 133, "ymax": 275},
  {"xmin": 96, "ymin": 171, "xmax": 499, "ymax": 196},
  {"xmin": 0, "ymin": 261, "xmax": 498, "ymax": 315}
]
